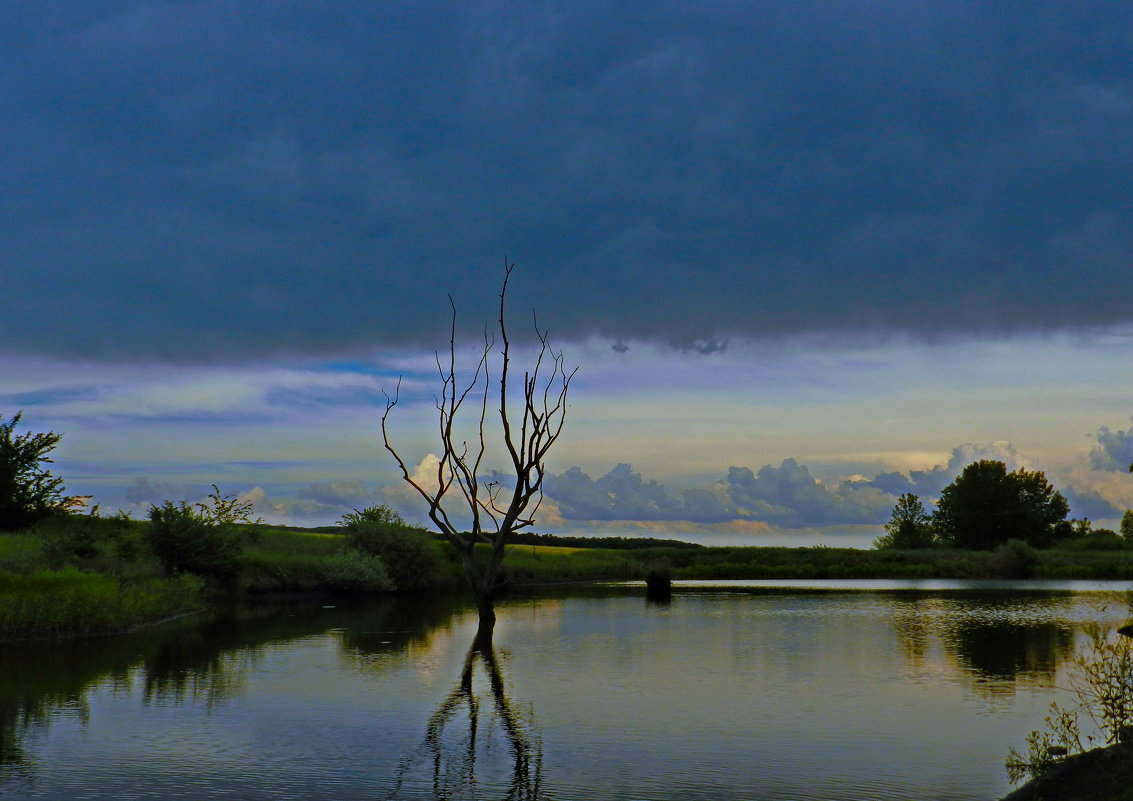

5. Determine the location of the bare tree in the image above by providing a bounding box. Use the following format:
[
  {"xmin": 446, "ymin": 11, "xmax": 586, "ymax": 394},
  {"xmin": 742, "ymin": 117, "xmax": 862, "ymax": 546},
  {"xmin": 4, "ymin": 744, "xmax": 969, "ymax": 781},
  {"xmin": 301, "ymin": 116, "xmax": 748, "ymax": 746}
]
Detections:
[{"xmin": 382, "ymin": 261, "xmax": 576, "ymax": 631}]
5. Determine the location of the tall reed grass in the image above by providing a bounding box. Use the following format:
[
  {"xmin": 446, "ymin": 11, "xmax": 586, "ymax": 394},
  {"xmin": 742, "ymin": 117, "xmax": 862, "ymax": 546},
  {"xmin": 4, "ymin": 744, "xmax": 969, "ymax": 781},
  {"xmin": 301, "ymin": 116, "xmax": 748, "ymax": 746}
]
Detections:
[{"xmin": 0, "ymin": 568, "xmax": 202, "ymax": 641}]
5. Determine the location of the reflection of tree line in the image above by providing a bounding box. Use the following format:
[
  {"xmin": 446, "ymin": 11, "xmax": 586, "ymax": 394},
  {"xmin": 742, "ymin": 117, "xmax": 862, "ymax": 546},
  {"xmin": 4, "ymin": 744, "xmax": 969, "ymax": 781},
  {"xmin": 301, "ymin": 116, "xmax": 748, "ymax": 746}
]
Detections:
[
  {"xmin": 0, "ymin": 594, "xmax": 464, "ymax": 782},
  {"xmin": 892, "ymin": 595, "xmax": 1075, "ymax": 694}
]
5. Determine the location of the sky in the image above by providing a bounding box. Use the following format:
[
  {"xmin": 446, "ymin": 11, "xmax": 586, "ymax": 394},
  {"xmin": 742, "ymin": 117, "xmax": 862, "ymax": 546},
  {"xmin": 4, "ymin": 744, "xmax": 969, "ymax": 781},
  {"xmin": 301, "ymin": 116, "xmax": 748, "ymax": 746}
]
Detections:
[{"xmin": 3, "ymin": 2, "xmax": 1133, "ymax": 545}]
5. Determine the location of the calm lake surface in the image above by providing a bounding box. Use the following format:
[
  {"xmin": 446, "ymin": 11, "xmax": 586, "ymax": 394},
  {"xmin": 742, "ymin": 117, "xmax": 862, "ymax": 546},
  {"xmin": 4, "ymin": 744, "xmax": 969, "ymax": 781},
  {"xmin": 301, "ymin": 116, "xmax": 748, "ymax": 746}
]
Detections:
[{"xmin": 3, "ymin": 580, "xmax": 1132, "ymax": 801}]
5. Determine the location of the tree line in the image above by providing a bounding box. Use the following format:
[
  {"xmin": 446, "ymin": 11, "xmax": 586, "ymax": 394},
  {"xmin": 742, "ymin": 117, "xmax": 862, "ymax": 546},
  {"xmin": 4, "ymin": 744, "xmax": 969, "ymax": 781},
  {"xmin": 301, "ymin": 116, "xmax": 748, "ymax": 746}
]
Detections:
[{"xmin": 876, "ymin": 459, "xmax": 1133, "ymax": 550}]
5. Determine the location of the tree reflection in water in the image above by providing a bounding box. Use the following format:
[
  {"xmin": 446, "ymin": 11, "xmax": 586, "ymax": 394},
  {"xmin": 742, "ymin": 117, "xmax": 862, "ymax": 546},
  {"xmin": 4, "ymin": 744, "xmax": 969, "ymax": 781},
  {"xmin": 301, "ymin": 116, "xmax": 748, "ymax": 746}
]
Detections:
[
  {"xmin": 891, "ymin": 595, "xmax": 1076, "ymax": 696},
  {"xmin": 388, "ymin": 628, "xmax": 543, "ymax": 800}
]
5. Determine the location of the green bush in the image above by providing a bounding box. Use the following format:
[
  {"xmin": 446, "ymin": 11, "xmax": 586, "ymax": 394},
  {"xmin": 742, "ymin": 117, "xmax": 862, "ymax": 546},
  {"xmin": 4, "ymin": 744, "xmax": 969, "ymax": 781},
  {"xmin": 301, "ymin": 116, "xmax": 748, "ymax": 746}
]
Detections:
[
  {"xmin": 321, "ymin": 550, "xmax": 395, "ymax": 593},
  {"xmin": 995, "ymin": 539, "xmax": 1040, "ymax": 579},
  {"xmin": 1006, "ymin": 625, "xmax": 1133, "ymax": 783},
  {"xmin": 147, "ymin": 501, "xmax": 243, "ymax": 582},
  {"xmin": 339, "ymin": 506, "xmax": 444, "ymax": 591},
  {"xmin": 36, "ymin": 511, "xmax": 143, "ymax": 565}
]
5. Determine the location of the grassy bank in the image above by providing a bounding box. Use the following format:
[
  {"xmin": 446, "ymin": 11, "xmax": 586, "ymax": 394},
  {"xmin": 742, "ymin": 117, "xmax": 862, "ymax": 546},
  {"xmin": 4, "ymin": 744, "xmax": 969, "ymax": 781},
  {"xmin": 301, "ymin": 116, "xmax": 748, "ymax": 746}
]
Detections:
[
  {"xmin": 5, "ymin": 516, "xmax": 1133, "ymax": 642},
  {"xmin": 0, "ymin": 519, "xmax": 369, "ymax": 642},
  {"xmin": 0, "ymin": 569, "xmax": 202, "ymax": 640},
  {"xmin": 499, "ymin": 540, "xmax": 1133, "ymax": 583}
]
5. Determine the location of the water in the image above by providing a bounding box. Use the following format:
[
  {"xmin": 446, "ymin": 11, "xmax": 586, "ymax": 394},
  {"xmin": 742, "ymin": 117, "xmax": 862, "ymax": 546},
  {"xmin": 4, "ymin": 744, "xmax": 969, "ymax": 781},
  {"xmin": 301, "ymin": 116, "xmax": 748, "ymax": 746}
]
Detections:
[{"xmin": 2, "ymin": 581, "xmax": 1131, "ymax": 800}]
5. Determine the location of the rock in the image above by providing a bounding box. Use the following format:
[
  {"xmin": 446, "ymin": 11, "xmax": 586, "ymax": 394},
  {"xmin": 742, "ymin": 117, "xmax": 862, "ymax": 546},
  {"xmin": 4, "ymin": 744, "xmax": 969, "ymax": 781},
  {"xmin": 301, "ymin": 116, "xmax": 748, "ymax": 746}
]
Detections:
[
  {"xmin": 644, "ymin": 569, "xmax": 671, "ymax": 600},
  {"xmin": 999, "ymin": 742, "xmax": 1133, "ymax": 801}
]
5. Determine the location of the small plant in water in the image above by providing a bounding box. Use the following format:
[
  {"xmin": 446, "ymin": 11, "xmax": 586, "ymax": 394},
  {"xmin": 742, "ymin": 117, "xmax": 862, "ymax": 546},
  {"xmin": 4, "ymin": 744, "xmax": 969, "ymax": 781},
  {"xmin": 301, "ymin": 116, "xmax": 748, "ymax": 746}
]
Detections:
[{"xmin": 1005, "ymin": 621, "xmax": 1133, "ymax": 783}]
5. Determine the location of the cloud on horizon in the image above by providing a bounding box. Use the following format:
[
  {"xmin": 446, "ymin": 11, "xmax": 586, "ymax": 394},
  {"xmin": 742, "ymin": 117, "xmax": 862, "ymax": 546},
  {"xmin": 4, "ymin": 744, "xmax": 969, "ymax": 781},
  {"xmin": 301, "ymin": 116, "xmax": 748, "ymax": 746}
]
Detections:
[
  {"xmin": 1091, "ymin": 422, "xmax": 1133, "ymax": 472},
  {"xmin": 3, "ymin": 2, "xmax": 1133, "ymax": 363},
  {"xmin": 70, "ymin": 435, "xmax": 1125, "ymax": 531},
  {"xmin": 542, "ymin": 441, "xmax": 1120, "ymax": 530}
]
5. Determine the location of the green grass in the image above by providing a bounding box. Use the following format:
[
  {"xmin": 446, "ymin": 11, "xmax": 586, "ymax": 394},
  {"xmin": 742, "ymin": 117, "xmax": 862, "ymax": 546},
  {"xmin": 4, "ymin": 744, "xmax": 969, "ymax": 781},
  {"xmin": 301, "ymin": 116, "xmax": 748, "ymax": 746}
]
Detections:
[
  {"xmin": 499, "ymin": 542, "xmax": 640, "ymax": 582},
  {"xmin": 0, "ymin": 532, "xmax": 43, "ymax": 568},
  {"xmin": 0, "ymin": 568, "xmax": 202, "ymax": 641},
  {"xmin": 6, "ymin": 514, "xmax": 1133, "ymax": 642},
  {"xmin": 241, "ymin": 526, "xmax": 350, "ymax": 591}
]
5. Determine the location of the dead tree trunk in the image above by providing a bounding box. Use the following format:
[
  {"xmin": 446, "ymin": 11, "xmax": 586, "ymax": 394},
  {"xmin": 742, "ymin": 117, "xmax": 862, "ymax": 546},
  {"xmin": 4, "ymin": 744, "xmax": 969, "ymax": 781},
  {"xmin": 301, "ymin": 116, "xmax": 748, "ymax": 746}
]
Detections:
[{"xmin": 382, "ymin": 260, "xmax": 575, "ymax": 634}]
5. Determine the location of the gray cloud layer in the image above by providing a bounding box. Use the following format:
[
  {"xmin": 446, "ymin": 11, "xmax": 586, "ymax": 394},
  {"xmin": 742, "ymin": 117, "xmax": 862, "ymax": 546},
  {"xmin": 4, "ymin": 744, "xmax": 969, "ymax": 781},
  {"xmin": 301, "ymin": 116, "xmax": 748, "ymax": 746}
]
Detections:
[
  {"xmin": 3, "ymin": 2, "xmax": 1133, "ymax": 362},
  {"xmin": 1091, "ymin": 423, "xmax": 1133, "ymax": 472},
  {"xmin": 545, "ymin": 443, "xmax": 1119, "ymax": 529}
]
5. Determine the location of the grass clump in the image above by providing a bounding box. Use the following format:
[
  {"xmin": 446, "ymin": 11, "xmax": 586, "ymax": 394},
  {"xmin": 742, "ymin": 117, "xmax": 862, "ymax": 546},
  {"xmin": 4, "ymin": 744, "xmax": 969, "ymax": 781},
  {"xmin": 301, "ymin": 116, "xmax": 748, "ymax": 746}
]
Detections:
[{"xmin": 0, "ymin": 568, "xmax": 202, "ymax": 641}]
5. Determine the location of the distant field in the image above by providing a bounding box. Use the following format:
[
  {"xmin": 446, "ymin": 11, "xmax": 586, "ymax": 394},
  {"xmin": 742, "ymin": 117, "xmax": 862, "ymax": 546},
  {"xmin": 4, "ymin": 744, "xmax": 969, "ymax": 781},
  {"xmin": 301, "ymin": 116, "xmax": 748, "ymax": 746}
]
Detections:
[{"xmin": 505, "ymin": 544, "xmax": 587, "ymax": 557}]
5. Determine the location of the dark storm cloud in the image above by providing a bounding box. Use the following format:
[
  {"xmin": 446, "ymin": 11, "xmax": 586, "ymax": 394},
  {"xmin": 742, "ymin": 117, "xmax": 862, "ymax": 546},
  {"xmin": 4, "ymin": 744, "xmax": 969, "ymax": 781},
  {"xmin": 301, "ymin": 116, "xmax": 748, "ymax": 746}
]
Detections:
[{"xmin": 4, "ymin": 2, "xmax": 1133, "ymax": 362}]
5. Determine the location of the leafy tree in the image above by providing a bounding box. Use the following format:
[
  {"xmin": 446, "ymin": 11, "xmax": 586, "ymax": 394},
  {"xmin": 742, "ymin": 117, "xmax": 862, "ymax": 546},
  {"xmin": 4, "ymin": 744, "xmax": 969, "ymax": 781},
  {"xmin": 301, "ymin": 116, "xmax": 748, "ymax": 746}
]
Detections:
[
  {"xmin": 932, "ymin": 460, "xmax": 1069, "ymax": 550},
  {"xmin": 874, "ymin": 493, "xmax": 935, "ymax": 549},
  {"xmin": 0, "ymin": 411, "xmax": 87, "ymax": 531},
  {"xmin": 1121, "ymin": 510, "xmax": 1133, "ymax": 542}
]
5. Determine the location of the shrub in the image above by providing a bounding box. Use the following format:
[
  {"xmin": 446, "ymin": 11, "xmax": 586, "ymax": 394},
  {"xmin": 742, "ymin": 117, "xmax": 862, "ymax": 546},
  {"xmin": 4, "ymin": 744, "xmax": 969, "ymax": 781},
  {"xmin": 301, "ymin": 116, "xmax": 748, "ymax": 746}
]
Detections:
[
  {"xmin": 1006, "ymin": 627, "xmax": 1133, "ymax": 783},
  {"xmin": 36, "ymin": 511, "xmax": 141, "ymax": 565},
  {"xmin": 339, "ymin": 506, "xmax": 444, "ymax": 591},
  {"xmin": 995, "ymin": 539, "xmax": 1040, "ymax": 578},
  {"xmin": 321, "ymin": 550, "xmax": 395, "ymax": 593},
  {"xmin": 146, "ymin": 501, "xmax": 243, "ymax": 582},
  {"xmin": 144, "ymin": 487, "xmax": 263, "ymax": 583}
]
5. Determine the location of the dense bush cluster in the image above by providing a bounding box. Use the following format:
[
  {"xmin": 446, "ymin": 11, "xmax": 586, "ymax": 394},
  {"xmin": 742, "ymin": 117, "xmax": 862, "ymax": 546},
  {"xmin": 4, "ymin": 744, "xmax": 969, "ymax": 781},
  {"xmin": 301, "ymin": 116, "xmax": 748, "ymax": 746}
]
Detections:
[
  {"xmin": 147, "ymin": 501, "xmax": 245, "ymax": 582},
  {"xmin": 144, "ymin": 485, "xmax": 268, "ymax": 583},
  {"xmin": 338, "ymin": 506, "xmax": 446, "ymax": 592}
]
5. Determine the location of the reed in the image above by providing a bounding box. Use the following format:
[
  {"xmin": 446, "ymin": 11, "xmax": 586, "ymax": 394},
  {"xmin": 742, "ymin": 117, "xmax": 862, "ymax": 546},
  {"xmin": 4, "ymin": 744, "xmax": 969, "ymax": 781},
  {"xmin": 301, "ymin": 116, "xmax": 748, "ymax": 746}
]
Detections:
[{"xmin": 0, "ymin": 568, "xmax": 202, "ymax": 641}]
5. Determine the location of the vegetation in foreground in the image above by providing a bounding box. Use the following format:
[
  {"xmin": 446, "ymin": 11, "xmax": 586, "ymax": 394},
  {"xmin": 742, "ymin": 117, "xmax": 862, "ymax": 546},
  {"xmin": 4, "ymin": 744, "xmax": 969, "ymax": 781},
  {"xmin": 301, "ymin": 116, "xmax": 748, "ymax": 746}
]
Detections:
[
  {"xmin": 1006, "ymin": 624, "xmax": 1133, "ymax": 784},
  {"xmin": 1000, "ymin": 602, "xmax": 1133, "ymax": 801}
]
